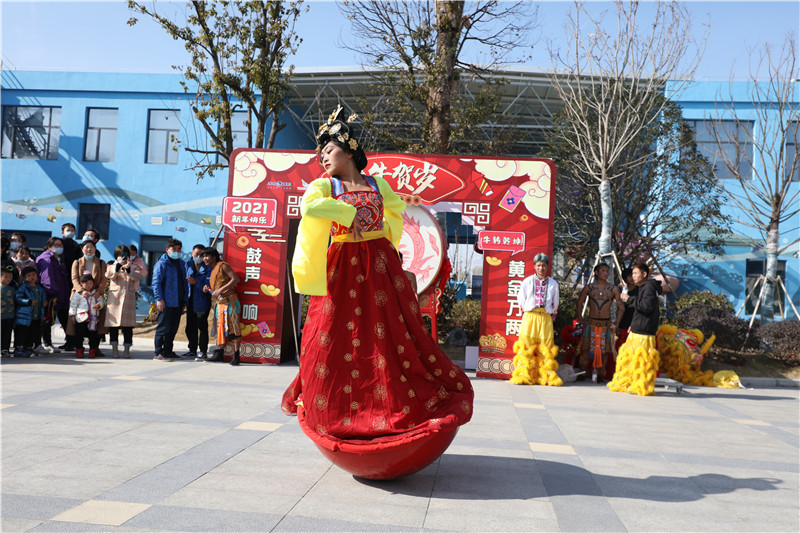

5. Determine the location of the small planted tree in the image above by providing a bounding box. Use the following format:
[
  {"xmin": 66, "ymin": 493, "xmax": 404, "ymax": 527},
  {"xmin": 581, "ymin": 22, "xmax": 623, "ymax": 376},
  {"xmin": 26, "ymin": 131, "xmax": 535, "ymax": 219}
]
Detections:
[{"xmin": 128, "ymin": 0, "xmax": 304, "ymax": 180}]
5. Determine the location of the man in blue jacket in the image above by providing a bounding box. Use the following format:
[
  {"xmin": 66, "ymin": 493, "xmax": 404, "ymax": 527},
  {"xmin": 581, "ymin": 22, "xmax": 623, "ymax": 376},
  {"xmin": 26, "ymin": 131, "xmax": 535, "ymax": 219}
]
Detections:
[
  {"xmin": 184, "ymin": 243, "xmax": 212, "ymax": 361},
  {"xmin": 152, "ymin": 238, "xmax": 188, "ymax": 360}
]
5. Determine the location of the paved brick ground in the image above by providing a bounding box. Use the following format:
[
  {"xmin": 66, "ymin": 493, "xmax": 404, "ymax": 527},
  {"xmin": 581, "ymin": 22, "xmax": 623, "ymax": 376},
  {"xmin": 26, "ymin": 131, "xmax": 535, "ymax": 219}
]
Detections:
[{"xmin": 2, "ymin": 335, "xmax": 798, "ymax": 532}]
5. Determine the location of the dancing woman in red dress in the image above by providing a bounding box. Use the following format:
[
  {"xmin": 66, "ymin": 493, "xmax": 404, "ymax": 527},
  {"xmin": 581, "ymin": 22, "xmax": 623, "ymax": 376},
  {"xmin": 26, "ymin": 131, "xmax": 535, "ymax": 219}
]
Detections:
[{"xmin": 282, "ymin": 107, "xmax": 473, "ymax": 469}]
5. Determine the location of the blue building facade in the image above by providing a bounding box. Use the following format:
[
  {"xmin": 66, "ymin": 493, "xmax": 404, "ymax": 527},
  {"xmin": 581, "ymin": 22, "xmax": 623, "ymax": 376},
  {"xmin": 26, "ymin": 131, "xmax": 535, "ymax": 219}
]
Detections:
[
  {"xmin": 671, "ymin": 80, "xmax": 799, "ymax": 319},
  {"xmin": 1, "ymin": 70, "xmax": 309, "ymax": 282},
  {"xmin": 2, "ymin": 70, "xmax": 797, "ymax": 316}
]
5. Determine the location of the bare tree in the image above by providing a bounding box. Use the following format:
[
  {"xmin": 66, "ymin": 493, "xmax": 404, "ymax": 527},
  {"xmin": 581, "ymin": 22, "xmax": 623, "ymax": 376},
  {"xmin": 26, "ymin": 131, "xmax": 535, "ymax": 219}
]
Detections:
[
  {"xmin": 708, "ymin": 35, "xmax": 800, "ymax": 323},
  {"xmin": 339, "ymin": 0, "xmax": 537, "ymax": 154},
  {"xmin": 128, "ymin": 0, "xmax": 304, "ymax": 180},
  {"xmin": 547, "ymin": 1, "xmax": 707, "ymax": 260}
]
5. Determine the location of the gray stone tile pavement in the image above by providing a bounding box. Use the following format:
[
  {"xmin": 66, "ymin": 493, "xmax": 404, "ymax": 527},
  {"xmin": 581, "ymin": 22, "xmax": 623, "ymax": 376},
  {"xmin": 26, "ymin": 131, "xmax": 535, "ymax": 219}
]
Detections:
[{"xmin": 2, "ymin": 333, "xmax": 798, "ymax": 531}]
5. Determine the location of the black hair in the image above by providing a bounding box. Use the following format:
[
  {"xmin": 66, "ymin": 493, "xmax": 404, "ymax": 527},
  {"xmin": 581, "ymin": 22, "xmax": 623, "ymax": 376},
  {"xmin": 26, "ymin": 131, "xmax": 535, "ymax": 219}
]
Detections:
[
  {"xmin": 316, "ymin": 106, "xmax": 368, "ymax": 172},
  {"xmin": 46, "ymin": 237, "xmax": 63, "ymax": 248},
  {"xmin": 129, "ymin": 244, "xmax": 138, "ymax": 252},
  {"xmin": 621, "ymin": 267, "xmax": 633, "ymax": 279},
  {"xmin": 61, "ymin": 223, "xmax": 76, "ymax": 231},
  {"xmin": 166, "ymin": 238, "xmax": 182, "ymax": 250},
  {"xmin": 79, "ymin": 273, "xmax": 94, "ymax": 284},
  {"xmin": 10, "ymin": 232, "xmax": 26, "ymax": 243},
  {"xmin": 114, "ymin": 245, "xmax": 131, "ymax": 258},
  {"xmin": 15, "ymin": 245, "xmax": 30, "ymax": 255},
  {"xmin": 633, "ymin": 263, "xmax": 650, "ymax": 276},
  {"xmin": 192, "ymin": 243, "xmax": 206, "ymax": 251},
  {"xmin": 84, "ymin": 229, "xmax": 101, "ymax": 240},
  {"xmin": 81, "ymin": 239, "xmax": 96, "ymax": 250},
  {"xmin": 21, "ymin": 266, "xmax": 37, "ymax": 277},
  {"xmin": 201, "ymin": 247, "xmax": 220, "ymax": 261},
  {"xmin": 594, "ymin": 262, "xmax": 610, "ymax": 273}
]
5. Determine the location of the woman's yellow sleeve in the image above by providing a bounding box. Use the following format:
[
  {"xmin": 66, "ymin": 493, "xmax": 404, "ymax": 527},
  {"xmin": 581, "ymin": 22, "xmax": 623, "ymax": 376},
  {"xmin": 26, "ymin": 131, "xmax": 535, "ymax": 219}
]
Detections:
[
  {"xmin": 376, "ymin": 176, "xmax": 406, "ymax": 249},
  {"xmin": 291, "ymin": 179, "xmax": 357, "ymax": 296}
]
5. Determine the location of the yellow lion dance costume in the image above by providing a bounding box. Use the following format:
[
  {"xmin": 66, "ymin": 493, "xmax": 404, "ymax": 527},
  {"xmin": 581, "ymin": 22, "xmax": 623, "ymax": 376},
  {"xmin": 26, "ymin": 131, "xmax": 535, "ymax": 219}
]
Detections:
[
  {"xmin": 510, "ymin": 309, "xmax": 563, "ymax": 386},
  {"xmin": 656, "ymin": 325, "xmax": 716, "ymax": 387},
  {"xmin": 607, "ymin": 332, "xmax": 661, "ymax": 396}
]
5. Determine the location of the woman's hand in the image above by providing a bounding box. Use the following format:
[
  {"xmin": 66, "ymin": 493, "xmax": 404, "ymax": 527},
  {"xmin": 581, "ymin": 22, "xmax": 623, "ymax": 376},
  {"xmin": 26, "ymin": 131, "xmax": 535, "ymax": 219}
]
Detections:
[{"xmin": 352, "ymin": 222, "xmax": 363, "ymax": 241}]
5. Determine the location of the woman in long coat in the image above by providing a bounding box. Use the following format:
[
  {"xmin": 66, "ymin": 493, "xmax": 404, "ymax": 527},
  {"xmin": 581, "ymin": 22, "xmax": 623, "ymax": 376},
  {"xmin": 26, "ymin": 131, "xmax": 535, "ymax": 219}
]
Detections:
[
  {"xmin": 105, "ymin": 245, "xmax": 141, "ymax": 358},
  {"xmin": 68, "ymin": 240, "xmax": 108, "ymax": 340}
]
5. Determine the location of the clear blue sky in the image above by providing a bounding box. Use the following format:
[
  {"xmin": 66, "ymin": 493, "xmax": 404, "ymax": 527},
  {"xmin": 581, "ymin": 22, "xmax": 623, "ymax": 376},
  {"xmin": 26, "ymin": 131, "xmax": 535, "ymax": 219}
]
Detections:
[{"xmin": 2, "ymin": 0, "xmax": 798, "ymax": 80}]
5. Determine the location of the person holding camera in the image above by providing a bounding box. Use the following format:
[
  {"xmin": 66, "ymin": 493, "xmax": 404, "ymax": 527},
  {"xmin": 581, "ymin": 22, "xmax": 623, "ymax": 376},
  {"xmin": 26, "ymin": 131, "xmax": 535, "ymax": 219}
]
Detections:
[{"xmin": 104, "ymin": 245, "xmax": 142, "ymax": 358}]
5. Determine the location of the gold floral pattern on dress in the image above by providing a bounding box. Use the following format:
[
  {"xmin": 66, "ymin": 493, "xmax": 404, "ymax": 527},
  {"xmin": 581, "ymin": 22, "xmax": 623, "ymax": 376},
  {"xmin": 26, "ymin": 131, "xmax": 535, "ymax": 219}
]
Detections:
[
  {"xmin": 403, "ymin": 360, "xmax": 411, "ymax": 369},
  {"xmin": 425, "ymin": 373, "xmax": 434, "ymax": 382},
  {"xmin": 374, "ymin": 290, "xmax": 387, "ymax": 306},
  {"xmin": 437, "ymin": 387, "xmax": 449, "ymax": 399},
  {"xmin": 352, "ymin": 338, "xmax": 361, "ymax": 347},
  {"xmin": 314, "ymin": 394, "xmax": 328, "ymax": 410},
  {"xmin": 393, "ymin": 275, "xmax": 406, "ymax": 291},
  {"xmin": 343, "ymin": 416, "xmax": 351, "ymax": 426},
  {"xmin": 374, "ymin": 384, "xmax": 387, "ymax": 400},
  {"xmin": 405, "ymin": 332, "xmax": 411, "ymax": 340},
  {"xmin": 402, "ymin": 405, "xmax": 411, "ymax": 414},
  {"xmin": 350, "ymin": 401, "xmax": 359, "ymax": 410},
  {"xmin": 351, "ymin": 369, "xmax": 360, "ymax": 378},
  {"xmin": 397, "ymin": 345, "xmax": 405, "ymax": 354},
  {"xmin": 322, "ymin": 298, "xmax": 335, "ymax": 315},
  {"xmin": 343, "ymin": 385, "xmax": 352, "ymax": 393},
  {"xmin": 354, "ymin": 307, "xmax": 362, "ymax": 316},
  {"xmin": 314, "ymin": 363, "xmax": 329, "ymax": 378},
  {"xmin": 461, "ymin": 401, "xmax": 471, "ymax": 413},
  {"xmin": 356, "ymin": 274, "xmax": 365, "ymax": 283},
  {"xmin": 457, "ymin": 382, "xmax": 464, "ymax": 391},
  {"xmin": 428, "ymin": 354, "xmax": 436, "ymax": 363},
  {"xmin": 374, "ymin": 322, "xmax": 386, "ymax": 339},
  {"xmin": 449, "ymin": 370, "xmax": 457, "ymax": 378},
  {"xmin": 344, "ymin": 352, "xmax": 353, "ymax": 362},
  {"xmin": 375, "ymin": 354, "xmax": 386, "ymax": 369},
  {"xmin": 400, "ymin": 375, "xmax": 407, "ymax": 382},
  {"xmin": 398, "ymin": 314, "xmax": 404, "ymax": 323},
  {"xmin": 317, "ymin": 424, "xmax": 328, "ymax": 435},
  {"xmin": 372, "ymin": 416, "xmax": 387, "ymax": 431},
  {"xmin": 434, "ymin": 368, "xmax": 442, "ymax": 376},
  {"xmin": 409, "ymin": 301, "xmax": 419, "ymax": 315},
  {"xmin": 374, "ymin": 254, "xmax": 387, "ymax": 274},
  {"xmin": 328, "ymin": 267, "xmax": 339, "ymax": 282},
  {"xmin": 350, "ymin": 257, "xmax": 358, "ymax": 266},
  {"xmin": 408, "ymin": 389, "xmax": 416, "ymax": 398},
  {"xmin": 317, "ymin": 331, "xmax": 332, "ymax": 347},
  {"xmin": 425, "ymin": 397, "xmax": 437, "ymax": 410},
  {"xmin": 346, "ymin": 321, "xmax": 354, "ymax": 331},
  {"xmin": 349, "ymin": 289, "xmax": 357, "ymax": 298}
]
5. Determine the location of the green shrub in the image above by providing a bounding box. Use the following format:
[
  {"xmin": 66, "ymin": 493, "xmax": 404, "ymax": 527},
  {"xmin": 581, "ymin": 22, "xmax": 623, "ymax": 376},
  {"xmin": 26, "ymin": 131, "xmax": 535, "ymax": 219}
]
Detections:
[
  {"xmin": 755, "ymin": 320, "xmax": 800, "ymax": 367},
  {"xmin": 447, "ymin": 298, "xmax": 482, "ymax": 343},
  {"xmin": 676, "ymin": 304, "xmax": 760, "ymax": 351},
  {"xmin": 554, "ymin": 281, "xmax": 580, "ymax": 335},
  {"xmin": 673, "ymin": 290, "xmax": 734, "ymax": 315}
]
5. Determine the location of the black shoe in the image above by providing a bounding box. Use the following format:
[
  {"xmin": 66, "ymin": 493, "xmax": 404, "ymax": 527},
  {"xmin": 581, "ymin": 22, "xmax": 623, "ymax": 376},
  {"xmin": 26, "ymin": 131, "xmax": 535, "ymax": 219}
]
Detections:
[
  {"xmin": 195, "ymin": 352, "xmax": 207, "ymax": 361},
  {"xmin": 94, "ymin": 349, "xmax": 106, "ymax": 358},
  {"xmin": 165, "ymin": 352, "xmax": 182, "ymax": 359},
  {"xmin": 182, "ymin": 350, "xmax": 196, "ymax": 358},
  {"xmin": 229, "ymin": 356, "xmax": 240, "ymax": 366},
  {"xmin": 58, "ymin": 344, "xmax": 76, "ymax": 352},
  {"xmin": 208, "ymin": 349, "xmax": 224, "ymax": 362}
]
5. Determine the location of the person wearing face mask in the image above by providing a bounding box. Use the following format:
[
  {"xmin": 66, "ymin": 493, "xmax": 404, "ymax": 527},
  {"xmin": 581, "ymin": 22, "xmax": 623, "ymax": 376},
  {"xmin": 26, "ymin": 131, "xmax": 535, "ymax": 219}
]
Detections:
[
  {"xmin": 69, "ymin": 239, "xmax": 108, "ymax": 353},
  {"xmin": 9, "ymin": 232, "xmax": 26, "ymax": 259},
  {"xmin": 35, "ymin": 237, "xmax": 69, "ymax": 353},
  {"xmin": 184, "ymin": 244, "xmax": 211, "ymax": 360},
  {"xmin": 60, "ymin": 223, "xmax": 81, "ymax": 275},
  {"xmin": 151, "ymin": 238, "xmax": 189, "ymax": 360},
  {"xmin": 13, "ymin": 245, "xmax": 36, "ymax": 276},
  {"xmin": 82, "ymin": 230, "xmax": 102, "ymax": 260},
  {"xmin": 1, "ymin": 233, "xmax": 19, "ymax": 288},
  {"xmin": 104, "ymin": 245, "xmax": 142, "ymax": 358}
]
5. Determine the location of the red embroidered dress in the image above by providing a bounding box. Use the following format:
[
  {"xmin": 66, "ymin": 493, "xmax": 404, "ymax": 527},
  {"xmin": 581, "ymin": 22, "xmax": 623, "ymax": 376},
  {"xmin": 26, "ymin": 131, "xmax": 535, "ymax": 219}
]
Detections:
[{"xmin": 282, "ymin": 176, "xmax": 474, "ymax": 446}]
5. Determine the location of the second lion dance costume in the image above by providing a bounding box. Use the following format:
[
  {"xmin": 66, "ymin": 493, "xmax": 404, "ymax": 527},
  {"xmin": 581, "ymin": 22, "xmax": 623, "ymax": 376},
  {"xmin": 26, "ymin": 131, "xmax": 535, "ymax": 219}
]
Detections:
[{"xmin": 282, "ymin": 107, "xmax": 473, "ymax": 457}]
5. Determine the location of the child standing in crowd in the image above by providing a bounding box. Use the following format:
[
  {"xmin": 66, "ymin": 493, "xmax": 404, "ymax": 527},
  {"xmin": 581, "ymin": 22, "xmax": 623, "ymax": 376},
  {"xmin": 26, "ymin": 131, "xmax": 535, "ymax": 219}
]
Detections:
[
  {"xmin": 14, "ymin": 266, "xmax": 47, "ymax": 357},
  {"xmin": 105, "ymin": 245, "xmax": 142, "ymax": 358},
  {"xmin": 36, "ymin": 237, "xmax": 68, "ymax": 354},
  {"xmin": 69, "ymin": 274, "xmax": 104, "ymax": 359},
  {"xmin": 13, "ymin": 245, "xmax": 36, "ymax": 276},
  {"xmin": 185, "ymin": 244, "xmax": 211, "ymax": 361},
  {"xmin": 1, "ymin": 268, "xmax": 15, "ymax": 356},
  {"xmin": 128, "ymin": 244, "xmax": 148, "ymax": 293}
]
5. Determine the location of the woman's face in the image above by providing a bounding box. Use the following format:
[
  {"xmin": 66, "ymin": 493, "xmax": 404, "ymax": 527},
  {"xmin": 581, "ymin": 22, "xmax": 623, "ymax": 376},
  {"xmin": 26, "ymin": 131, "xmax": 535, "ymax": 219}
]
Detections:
[
  {"xmin": 82, "ymin": 242, "xmax": 96, "ymax": 256},
  {"xmin": 319, "ymin": 142, "xmax": 353, "ymax": 177}
]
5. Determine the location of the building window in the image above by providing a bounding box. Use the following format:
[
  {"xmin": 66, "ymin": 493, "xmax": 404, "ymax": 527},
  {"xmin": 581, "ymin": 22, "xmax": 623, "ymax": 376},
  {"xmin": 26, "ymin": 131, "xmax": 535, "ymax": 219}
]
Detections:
[
  {"xmin": 146, "ymin": 109, "xmax": 180, "ymax": 164},
  {"xmin": 84, "ymin": 108, "xmax": 118, "ymax": 162},
  {"xmin": 1, "ymin": 106, "xmax": 61, "ymax": 160},
  {"xmin": 786, "ymin": 121, "xmax": 799, "ymax": 182},
  {"xmin": 745, "ymin": 259, "xmax": 787, "ymax": 315},
  {"xmin": 78, "ymin": 203, "xmax": 111, "ymax": 242},
  {"xmin": 689, "ymin": 119, "xmax": 753, "ymax": 180}
]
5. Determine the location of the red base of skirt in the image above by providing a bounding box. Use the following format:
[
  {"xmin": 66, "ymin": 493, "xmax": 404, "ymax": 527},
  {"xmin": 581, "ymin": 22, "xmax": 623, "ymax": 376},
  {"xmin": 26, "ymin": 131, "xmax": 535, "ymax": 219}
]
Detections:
[{"xmin": 298, "ymin": 409, "xmax": 458, "ymax": 480}]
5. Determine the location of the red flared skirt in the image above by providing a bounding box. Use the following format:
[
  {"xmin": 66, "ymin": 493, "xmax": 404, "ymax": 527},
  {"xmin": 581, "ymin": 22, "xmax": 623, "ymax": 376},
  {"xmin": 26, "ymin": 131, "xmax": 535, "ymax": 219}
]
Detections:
[{"xmin": 282, "ymin": 237, "xmax": 474, "ymax": 450}]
